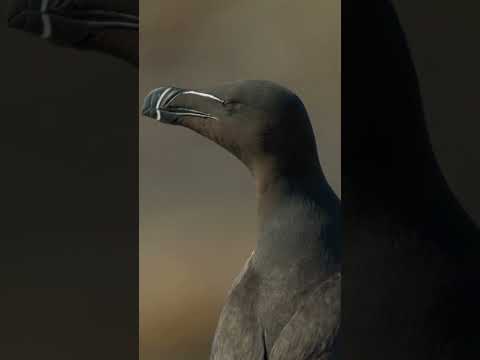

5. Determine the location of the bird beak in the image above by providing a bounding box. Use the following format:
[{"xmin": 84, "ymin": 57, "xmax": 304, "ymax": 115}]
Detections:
[
  {"xmin": 8, "ymin": 0, "xmax": 55, "ymax": 39},
  {"xmin": 8, "ymin": 0, "xmax": 139, "ymax": 43},
  {"xmin": 142, "ymin": 87, "xmax": 225, "ymax": 124}
]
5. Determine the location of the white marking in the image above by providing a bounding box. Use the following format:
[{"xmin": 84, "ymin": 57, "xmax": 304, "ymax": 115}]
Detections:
[
  {"xmin": 155, "ymin": 88, "xmax": 172, "ymax": 121},
  {"xmin": 40, "ymin": 0, "xmax": 49, "ymax": 12},
  {"xmin": 181, "ymin": 91, "xmax": 225, "ymax": 104},
  {"xmin": 162, "ymin": 111, "xmax": 217, "ymax": 120},
  {"xmin": 152, "ymin": 88, "xmax": 224, "ymax": 121},
  {"xmin": 41, "ymin": 0, "xmax": 51, "ymax": 39},
  {"xmin": 41, "ymin": 14, "xmax": 52, "ymax": 39},
  {"xmin": 163, "ymin": 90, "xmax": 225, "ymax": 111}
]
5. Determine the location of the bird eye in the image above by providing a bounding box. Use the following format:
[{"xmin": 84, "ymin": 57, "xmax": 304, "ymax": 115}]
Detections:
[{"xmin": 224, "ymin": 100, "xmax": 243, "ymax": 115}]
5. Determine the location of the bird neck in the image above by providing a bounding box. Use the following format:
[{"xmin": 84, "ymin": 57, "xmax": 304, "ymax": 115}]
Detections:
[
  {"xmin": 255, "ymin": 162, "xmax": 322, "ymax": 220},
  {"xmin": 253, "ymin": 162, "xmax": 341, "ymax": 273}
]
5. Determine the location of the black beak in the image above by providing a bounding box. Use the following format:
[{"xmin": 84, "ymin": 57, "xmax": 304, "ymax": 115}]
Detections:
[
  {"xmin": 8, "ymin": 0, "xmax": 139, "ymax": 44},
  {"xmin": 142, "ymin": 87, "xmax": 224, "ymax": 124},
  {"xmin": 8, "ymin": 0, "xmax": 52, "ymax": 38}
]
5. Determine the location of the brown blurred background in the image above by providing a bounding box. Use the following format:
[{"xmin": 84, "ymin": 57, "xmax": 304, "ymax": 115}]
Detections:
[{"xmin": 140, "ymin": 1, "xmax": 340, "ymax": 359}]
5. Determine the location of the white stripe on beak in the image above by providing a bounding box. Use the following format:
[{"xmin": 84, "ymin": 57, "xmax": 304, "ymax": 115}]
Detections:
[
  {"xmin": 155, "ymin": 88, "xmax": 172, "ymax": 121},
  {"xmin": 181, "ymin": 91, "xmax": 225, "ymax": 104},
  {"xmin": 160, "ymin": 111, "xmax": 217, "ymax": 120},
  {"xmin": 41, "ymin": 0, "xmax": 52, "ymax": 39},
  {"xmin": 163, "ymin": 90, "xmax": 225, "ymax": 110}
]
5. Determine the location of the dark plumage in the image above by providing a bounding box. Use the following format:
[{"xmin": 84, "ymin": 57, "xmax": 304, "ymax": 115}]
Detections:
[
  {"xmin": 143, "ymin": 80, "xmax": 341, "ymax": 359},
  {"xmin": 342, "ymin": 1, "xmax": 480, "ymax": 359},
  {"xmin": 7, "ymin": 0, "xmax": 138, "ymax": 65}
]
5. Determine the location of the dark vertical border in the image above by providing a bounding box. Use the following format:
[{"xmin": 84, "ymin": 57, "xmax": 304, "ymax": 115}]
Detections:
[
  {"xmin": 2, "ymin": 2, "xmax": 139, "ymax": 359},
  {"xmin": 342, "ymin": 0, "xmax": 480, "ymax": 358}
]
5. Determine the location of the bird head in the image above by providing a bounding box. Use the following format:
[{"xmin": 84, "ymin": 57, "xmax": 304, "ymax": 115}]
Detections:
[{"xmin": 142, "ymin": 80, "xmax": 321, "ymax": 178}]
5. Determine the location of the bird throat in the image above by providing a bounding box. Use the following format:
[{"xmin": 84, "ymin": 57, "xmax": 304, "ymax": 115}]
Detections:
[{"xmin": 253, "ymin": 170, "xmax": 340, "ymax": 275}]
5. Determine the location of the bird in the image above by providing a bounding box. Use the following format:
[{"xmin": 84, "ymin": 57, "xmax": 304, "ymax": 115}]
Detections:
[
  {"xmin": 7, "ymin": 0, "xmax": 138, "ymax": 66},
  {"xmin": 142, "ymin": 80, "xmax": 342, "ymax": 360},
  {"xmin": 341, "ymin": 0, "xmax": 480, "ymax": 359}
]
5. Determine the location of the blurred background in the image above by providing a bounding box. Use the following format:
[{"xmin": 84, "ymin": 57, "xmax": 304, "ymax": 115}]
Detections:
[{"xmin": 140, "ymin": 1, "xmax": 340, "ymax": 359}]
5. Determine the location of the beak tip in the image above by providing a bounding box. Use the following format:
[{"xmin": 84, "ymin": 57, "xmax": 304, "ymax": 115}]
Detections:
[{"xmin": 141, "ymin": 108, "xmax": 155, "ymax": 119}]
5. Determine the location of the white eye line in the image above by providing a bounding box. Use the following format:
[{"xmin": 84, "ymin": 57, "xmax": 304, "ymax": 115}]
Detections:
[
  {"xmin": 41, "ymin": 0, "xmax": 52, "ymax": 39},
  {"xmin": 155, "ymin": 87, "xmax": 172, "ymax": 121}
]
